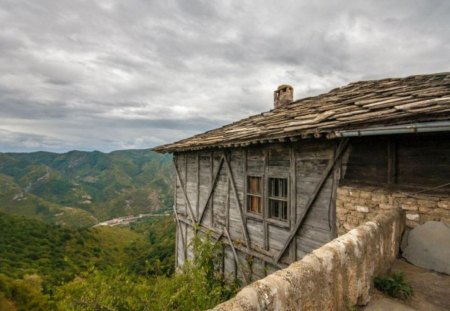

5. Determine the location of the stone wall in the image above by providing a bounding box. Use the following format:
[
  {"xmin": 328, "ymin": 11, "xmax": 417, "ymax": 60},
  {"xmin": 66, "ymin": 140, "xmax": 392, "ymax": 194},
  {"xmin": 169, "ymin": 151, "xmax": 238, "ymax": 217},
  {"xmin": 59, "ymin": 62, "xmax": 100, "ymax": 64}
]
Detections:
[
  {"xmin": 336, "ymin": 184, "xmax": 450, "ymax": 235},
  {"xmin": 211, "ymin": 209, "xmax": 405, "ymax": 311}
]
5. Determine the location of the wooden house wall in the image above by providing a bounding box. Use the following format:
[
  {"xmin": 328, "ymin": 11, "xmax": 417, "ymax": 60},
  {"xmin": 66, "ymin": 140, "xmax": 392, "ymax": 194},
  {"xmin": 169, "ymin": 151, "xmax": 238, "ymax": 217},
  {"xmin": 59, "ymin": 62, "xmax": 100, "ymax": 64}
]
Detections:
[
  {"xmin": 173, "ymin": 139, "xmax": 340, "ymax": 281},
  {"xmin": 343, "ymin": 133, "xmax": 450, "ymax": 191}
]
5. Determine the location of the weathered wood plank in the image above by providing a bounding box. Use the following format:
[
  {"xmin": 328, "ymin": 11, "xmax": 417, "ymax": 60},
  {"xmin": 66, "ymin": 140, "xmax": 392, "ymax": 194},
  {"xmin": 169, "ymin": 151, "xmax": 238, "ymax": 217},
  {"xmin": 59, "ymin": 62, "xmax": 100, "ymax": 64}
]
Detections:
[
  {"xmin": 198, "ymin": 156, "xmax": 225, "ymax": 224},
  {"xmin": 224, "ymin": 151, "xmax": 251, "ymax": 249},
  {"xmin": 173, "ymin": 158, "xmax": 196, "ymax": 224},
  {"xmin": 275, "ymin": 139, "xmax": 349, "ymax": 262},
  {"xmin": 173, "ymin": 205, "xmax": 186, "ymax": 266},
  {"xmin": 225, "ymin": 227, "xmax": 250, "ymax": 285},
  {"xmin": 289, "ymin": 146, "xmax": 297, "ymax": 261},
  {"xmin": 177, "ymin": 216, "xmax": 286, "ymax": 269}
]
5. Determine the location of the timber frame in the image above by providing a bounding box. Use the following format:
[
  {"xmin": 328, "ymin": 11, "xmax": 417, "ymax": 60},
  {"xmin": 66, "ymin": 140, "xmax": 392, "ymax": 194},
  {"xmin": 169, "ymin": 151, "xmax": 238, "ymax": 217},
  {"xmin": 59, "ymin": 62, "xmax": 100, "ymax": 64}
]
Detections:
[
  {"xmin": 172, "ymin": 139, "xmax": 348, "ymax": 281},
  {"xmin": 156, "ymin": 72, "xmax": 450, "ymax": 283}
]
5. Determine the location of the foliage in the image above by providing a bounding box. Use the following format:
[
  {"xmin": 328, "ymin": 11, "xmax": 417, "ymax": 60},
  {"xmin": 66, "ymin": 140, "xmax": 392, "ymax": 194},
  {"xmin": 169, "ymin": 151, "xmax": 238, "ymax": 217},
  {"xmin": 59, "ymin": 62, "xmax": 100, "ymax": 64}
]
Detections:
[
  {"xmin": 0, "ymin": 274, "xmax": 49, "ymax": 311},
  {"xmin": 374, "ymin": 271, "xmax": 413, "ymax": 300},
  {"xmin": 54, "ymin": 268, "xmax": 154, "ymax": 311},
  {"xmin": 0, "ymin": 150, "xmax": 173, "ymax": 225},
  {"xmin": 129, "ymin": 216, "xmax": 176, "ymax": 276},
  {"xmin": 0, "ymin": 212, "xmax": 175, "ymax": 287},
  {"xmin": 56, "ymin": 231, "xmax": 239, "ymax": 311}
]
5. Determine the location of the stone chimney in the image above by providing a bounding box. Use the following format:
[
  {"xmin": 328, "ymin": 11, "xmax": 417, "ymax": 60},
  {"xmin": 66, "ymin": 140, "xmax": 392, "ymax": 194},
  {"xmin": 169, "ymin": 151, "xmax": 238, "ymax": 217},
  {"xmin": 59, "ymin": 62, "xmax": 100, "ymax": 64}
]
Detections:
[{"xmin": 274, "ymin": 84, "xmax": 293, "ymax": 108}]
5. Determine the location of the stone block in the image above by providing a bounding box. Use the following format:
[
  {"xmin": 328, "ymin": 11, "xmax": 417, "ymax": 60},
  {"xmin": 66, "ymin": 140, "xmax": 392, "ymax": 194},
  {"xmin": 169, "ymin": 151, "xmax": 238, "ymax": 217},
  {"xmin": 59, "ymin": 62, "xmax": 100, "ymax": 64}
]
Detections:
[
  {"xmin": 434, "ymin": 208, "xmax": 450, "ymax": 217},
  {"xmin": 371, "ymin": 194, "xmax": 388, "ymax": 204},
  {"xmin": 356, "ymin": 205, "xmax": 369, "ymax": 213},
  {"xmin": 360, "ymin": 192, "xmax": 372, "ymax": 199},
  {"xmin": 379, "ymin": 203, "xmax": 394, "ymax": 210},
  {"xmin": 418, "ymin": 206, "xmax": 433, "ymax": 214},
  {"xmin": 406, "ymin": 213, "xmax": 420, "ymax": 221},
  {"xmin": 401, "ymin": 204, "xmax": 418, "ymax": 211},
  {"xmin": 337, "ymin": 188, "xmax": 349, "ymax": 196},
  {"xmin": 437, "ymin": 200, "xmax": 450, "ymax": 210},
  {"xmin": 344, "ymin": 203, "xmax": 356, "ymax": 211},
  {"xmin": 348, "ymin": 190, "xmax": 360, "ymax": 198},
  {"xmin": 417, "ymin": 199, "xmax": 436, "ymax": 208}
]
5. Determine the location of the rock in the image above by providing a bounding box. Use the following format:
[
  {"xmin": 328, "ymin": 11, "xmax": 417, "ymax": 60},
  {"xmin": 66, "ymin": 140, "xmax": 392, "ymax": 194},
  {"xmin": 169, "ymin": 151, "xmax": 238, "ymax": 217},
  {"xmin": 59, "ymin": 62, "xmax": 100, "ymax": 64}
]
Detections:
[{"xmin": 402, "ymin": 221, "xmax": 450, "ymax": 274}]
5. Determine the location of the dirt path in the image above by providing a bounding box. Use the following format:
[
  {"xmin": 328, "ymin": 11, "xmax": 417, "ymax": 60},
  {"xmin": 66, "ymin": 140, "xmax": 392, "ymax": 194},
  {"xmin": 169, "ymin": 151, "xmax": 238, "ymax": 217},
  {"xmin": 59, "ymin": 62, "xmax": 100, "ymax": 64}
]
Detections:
[{"xmin": 363, "ymin": 259, "xmax": 450, "ymax": 311}]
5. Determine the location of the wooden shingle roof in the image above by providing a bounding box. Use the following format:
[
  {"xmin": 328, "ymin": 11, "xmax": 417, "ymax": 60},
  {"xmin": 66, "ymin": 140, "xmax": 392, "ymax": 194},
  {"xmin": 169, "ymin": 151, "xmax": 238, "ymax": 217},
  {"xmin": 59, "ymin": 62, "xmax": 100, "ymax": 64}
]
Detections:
[{"xmin": 154, "ymin": 72, "xmax": 450, "ymax": 153}]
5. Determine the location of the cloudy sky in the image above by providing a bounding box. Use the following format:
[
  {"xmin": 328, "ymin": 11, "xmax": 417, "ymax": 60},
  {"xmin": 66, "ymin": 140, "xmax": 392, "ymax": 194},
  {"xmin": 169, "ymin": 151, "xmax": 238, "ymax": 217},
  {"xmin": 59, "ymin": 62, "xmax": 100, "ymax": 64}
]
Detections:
[{"xmin": 0, "ymin": 0, "xmax": 449, "ymax": 153}]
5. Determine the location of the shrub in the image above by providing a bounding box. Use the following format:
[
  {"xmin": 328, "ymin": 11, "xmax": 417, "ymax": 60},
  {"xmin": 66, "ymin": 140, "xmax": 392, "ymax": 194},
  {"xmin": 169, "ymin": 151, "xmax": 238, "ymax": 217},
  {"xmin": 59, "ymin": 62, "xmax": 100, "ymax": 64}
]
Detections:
[
  {"xmin": 374, "ymin": 271, "xmax": 413, "ymax": 300},
  {"xmin": 56, "ymin": 231, "xmax": 240, "ymax": 311}
]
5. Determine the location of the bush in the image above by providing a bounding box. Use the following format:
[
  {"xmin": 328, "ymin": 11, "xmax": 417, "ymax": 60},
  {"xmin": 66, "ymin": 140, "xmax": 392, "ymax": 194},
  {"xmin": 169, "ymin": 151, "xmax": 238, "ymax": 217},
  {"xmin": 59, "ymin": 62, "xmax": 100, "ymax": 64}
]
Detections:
[
  {"xmin": 55, "ymin": 231, "xmax": 239, "ymax": 311},
  {"xmin": 374, "ymin": 271, "xmax": 413, "ymax": 300}
]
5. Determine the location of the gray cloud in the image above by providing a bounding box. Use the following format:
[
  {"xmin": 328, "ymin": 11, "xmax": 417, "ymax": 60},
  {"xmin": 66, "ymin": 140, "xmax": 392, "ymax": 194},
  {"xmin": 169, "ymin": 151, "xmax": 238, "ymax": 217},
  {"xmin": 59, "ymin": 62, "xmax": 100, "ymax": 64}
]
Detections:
[{"xmin": 0, "ymin": 0, "xmax": 449, "ymax": 152}]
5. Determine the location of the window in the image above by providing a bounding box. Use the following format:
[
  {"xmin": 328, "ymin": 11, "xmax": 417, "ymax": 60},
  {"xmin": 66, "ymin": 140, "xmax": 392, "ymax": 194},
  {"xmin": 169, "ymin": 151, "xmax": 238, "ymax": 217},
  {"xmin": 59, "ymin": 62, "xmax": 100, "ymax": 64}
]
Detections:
[
  {"xmin": 247, "ymin": 176, "xmax": 262, "ymax": 214},
  {"xmin": 268, "ymin": 178, "xmax": 288, "ymax": 221}
]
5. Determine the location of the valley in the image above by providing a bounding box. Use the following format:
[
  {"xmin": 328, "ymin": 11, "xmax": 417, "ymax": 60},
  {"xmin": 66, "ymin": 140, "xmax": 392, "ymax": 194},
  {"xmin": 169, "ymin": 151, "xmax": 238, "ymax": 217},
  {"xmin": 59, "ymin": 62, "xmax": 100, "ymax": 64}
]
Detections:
[{"xmin": 0, "ymin": 149, "xmax": 173, "ymax": 227}]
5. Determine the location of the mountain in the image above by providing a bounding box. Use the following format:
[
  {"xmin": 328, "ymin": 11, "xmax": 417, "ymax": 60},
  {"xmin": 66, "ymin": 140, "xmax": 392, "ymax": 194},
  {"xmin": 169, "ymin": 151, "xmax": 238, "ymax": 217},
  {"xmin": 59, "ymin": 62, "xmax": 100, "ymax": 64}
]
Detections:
[{"xmin": 0, "ymin": 149, "xmax": 173, "ymax": 226}]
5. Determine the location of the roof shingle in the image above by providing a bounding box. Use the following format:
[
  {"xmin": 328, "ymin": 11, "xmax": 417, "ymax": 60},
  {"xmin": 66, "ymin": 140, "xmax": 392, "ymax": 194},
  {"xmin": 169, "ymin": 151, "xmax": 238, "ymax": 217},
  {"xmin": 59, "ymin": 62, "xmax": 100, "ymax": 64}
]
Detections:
[{"xmin": 154, "ymin": 72, "xmax": 450, "ymax": 153}]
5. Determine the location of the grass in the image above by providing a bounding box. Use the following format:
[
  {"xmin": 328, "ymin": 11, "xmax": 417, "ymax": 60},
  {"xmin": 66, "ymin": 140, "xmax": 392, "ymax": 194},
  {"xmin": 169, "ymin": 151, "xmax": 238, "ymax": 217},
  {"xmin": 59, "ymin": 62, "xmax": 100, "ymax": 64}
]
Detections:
[{"xmin": 374, "ymin": 271, "xmax": 413, "ymax": 300}]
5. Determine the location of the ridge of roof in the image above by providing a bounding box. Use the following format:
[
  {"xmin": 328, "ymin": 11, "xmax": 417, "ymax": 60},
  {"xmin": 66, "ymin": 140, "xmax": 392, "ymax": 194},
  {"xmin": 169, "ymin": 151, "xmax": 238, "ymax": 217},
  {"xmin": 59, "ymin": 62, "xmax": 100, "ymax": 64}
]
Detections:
[{"xmin": 154, "ymin": 72, "xmax": 450, "ymax": 153}]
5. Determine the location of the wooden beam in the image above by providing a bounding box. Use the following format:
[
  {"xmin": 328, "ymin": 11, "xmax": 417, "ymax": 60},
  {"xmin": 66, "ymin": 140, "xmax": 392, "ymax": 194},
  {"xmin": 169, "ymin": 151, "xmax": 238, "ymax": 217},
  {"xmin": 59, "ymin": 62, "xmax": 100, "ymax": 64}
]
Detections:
[
  {"xmin": 210, "ymin": 151, "xmax": 214, "ymax": 225},
  {"xmin": 223, "ymin": 151, "xmax": 251, "ymax": 249},
  {"xmin": 198, "ymin": 155, "xmax": 225, "ymax": 224},
  {"xmin": 387, "ymin": 139, "xmax": 397, "ymax": 184},
  {"xmin": 173, "ymin": 158, "xmax": 197, "ymax": 224},
  {"xmin": 275, "ymin": 139, "xmax": 349, "ymax": 263},
  {"xmin": 289, "ymin": 146, "xmax": 297, "ymax": 262},
  {"xmin": 329, "ymin": 151, "xmax": 341, "ymax": 238},
  {"xmin": 177, "ymin": 217, "xmax": 286, "ymax": 269},
  {"xmin": 263, "ymin": 148, "xmax": 269, "ymax": 251},
  {"xmin": 225, "ymin": 227, "xmax": 250, "ymax": 285},
  {"xmin": 173, "ymin": 204, "xmax": 186, "ymax": 265},
  {"xmin": 196, "ymin": 153, "xmax": 200, "ymax": 219}
]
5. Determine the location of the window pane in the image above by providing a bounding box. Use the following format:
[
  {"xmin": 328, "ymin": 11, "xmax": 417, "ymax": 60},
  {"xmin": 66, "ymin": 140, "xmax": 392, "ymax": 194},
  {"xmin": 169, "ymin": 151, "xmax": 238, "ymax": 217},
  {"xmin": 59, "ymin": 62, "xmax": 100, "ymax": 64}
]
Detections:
[
  {"xmin": 247, "ymin": 195, "xmax": 261, "ymax": 214},
  {"xmin": 269, "ymin": 198, "xmax": 288, "ymax": 221},
  {"xmin": 269, "ymin": 178, "xmax": 287, "ymax": 198},
  {"xmin": 248, "ymin": 176, "xmax": 261, "ymax": 195}
]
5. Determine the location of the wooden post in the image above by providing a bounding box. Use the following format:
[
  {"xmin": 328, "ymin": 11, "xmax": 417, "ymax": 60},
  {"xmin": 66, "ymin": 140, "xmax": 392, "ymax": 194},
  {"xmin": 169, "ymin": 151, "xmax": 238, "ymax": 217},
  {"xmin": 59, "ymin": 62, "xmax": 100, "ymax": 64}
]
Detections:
[
  {"xmin": 196, "ymin": 153, "xmax": 200, "ymax": 219},
  {"xmin": 387, "ymin": 139, "xmax": 397, "ymax": 185},
  {"xmin": 289, "ymin": 146, "xmax": 297, "ymax": 262},
  {"xmin": 263, "ymin": 148, "xmax": 269, "ymax": 251},
  {"xmin": 173, "ymin": 204, "xmax": 186, "ymax": 265},
  {"xmin": 210, "ymin": 151, "xmax": 214, "ymax": 225}
]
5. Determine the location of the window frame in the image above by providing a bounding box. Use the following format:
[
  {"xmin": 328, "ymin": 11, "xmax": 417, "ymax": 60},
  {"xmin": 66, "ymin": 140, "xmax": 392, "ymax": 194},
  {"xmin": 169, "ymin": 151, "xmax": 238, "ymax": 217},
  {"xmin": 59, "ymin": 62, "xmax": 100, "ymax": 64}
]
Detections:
[
  {"xmin": 266, "ymin": 176, "xmax": 290, "ymax": 226},
  {"xmin": 245, "ymin": 173, "xmax": 291, "ymax": 228},
  {"xmin": 245, "ymin": 175, "xmax": 264, "ymax": 219}
]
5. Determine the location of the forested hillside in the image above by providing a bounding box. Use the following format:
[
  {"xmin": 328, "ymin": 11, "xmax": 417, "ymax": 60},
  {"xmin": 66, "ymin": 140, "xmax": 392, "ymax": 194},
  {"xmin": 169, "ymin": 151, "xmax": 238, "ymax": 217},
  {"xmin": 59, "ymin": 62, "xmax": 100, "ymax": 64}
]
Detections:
[
  {"xmin": 0, "ymin": 150, "xmax": 173, "ymax": 226},
  {"xmin": 0, "ymin": 212, "xmax": 238, "ymax": 310},
  {"xmin": 0, "ymin": 212, "xmax": 176, "ymax": 310}
]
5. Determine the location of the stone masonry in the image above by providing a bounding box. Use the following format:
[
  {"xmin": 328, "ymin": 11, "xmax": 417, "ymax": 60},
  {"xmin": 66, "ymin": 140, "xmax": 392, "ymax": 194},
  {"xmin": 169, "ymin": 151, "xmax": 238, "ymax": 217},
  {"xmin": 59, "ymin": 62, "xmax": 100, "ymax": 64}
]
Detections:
[
  {"xmin": 336, "ymin": 184, "xmax": 450, "ymax": 235},
  {"xmin": 211, "ymin": 209, "xmax": 405, "ymax": 311}
]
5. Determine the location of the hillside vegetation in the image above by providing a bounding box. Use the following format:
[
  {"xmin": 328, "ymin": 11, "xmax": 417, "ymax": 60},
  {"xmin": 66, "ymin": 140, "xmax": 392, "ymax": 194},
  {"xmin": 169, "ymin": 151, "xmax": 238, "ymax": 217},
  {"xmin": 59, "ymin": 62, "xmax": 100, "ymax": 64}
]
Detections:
[
  {"xmin": 0, "ymin": 150, "xmax": 173, "ymax": 226},
  {"xmin": 0, "ymin": 212, "xmax": 176, "ymax": 310},
  {"xmin": 0, "ymin": 213, "xmax": 238, "ymax": 311}
]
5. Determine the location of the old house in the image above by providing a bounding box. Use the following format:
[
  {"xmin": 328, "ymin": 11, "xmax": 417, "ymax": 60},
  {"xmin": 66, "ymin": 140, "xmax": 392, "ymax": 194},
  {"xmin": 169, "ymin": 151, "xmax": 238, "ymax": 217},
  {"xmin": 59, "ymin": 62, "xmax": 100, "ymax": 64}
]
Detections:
[{"xmin": 154, "ymin": 73, "xmax": 450, "ymax": 284}]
